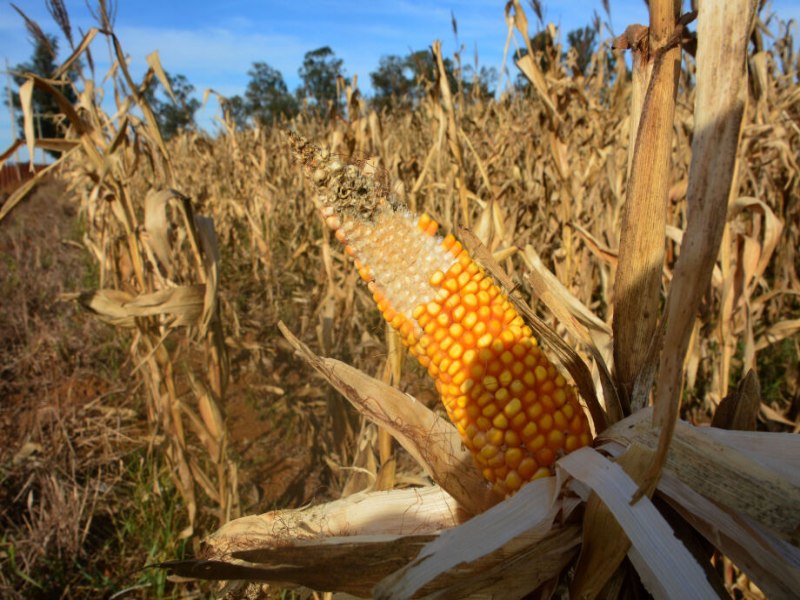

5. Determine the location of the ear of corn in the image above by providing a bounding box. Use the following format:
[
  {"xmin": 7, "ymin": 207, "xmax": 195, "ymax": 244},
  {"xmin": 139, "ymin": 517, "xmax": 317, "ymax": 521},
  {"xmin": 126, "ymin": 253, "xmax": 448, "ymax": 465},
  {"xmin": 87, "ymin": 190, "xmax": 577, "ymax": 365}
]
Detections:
[{"xmin": 290, "ymin": 133, "xmax": 592, "ymax": 496}]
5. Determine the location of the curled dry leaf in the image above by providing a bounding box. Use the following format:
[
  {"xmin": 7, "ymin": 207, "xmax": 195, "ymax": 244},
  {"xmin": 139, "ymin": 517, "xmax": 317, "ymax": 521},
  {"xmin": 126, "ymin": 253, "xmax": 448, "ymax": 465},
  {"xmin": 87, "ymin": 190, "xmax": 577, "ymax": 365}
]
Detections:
[{"xmin": 278, "ymin": 321, "xmax": 502, "ymax": 515}]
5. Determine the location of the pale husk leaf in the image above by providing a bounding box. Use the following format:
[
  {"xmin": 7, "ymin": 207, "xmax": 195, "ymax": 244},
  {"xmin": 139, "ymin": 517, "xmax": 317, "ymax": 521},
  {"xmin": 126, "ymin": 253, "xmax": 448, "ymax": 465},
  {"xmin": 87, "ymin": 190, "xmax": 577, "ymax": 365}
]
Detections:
[{"xmin": 558, "ymin": 447, "xmax": 718, "ymax": 600}]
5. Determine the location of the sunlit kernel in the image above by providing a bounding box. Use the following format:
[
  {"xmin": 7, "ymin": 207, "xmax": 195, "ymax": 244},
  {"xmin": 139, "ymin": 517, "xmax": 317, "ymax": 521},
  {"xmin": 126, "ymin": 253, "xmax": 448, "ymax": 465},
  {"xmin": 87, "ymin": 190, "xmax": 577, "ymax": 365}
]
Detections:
[
  {"xmin": 430, "ymin": 271, "xmax": 445, "ymax": 286},
  {"xmin": 487, "ymin": 319, "xmax": 503, "ymax": 337},
  {"xmin": 447, "ymin": 359, "xmax": 462, "ymax": 376},
  {"xmin": 462, "ymin": 349, "xmax": 476, "ymax": 365},
  {"xmin": 463, "ymin": 312, "xmax": 478, "ymax": 329},
  {"xmin": 452, "ymin": 305, "xmax": 466, "ymax": 321},
  {"xmin": 477, "ymin": 333, "xmax": 493, "ymax": 348}
]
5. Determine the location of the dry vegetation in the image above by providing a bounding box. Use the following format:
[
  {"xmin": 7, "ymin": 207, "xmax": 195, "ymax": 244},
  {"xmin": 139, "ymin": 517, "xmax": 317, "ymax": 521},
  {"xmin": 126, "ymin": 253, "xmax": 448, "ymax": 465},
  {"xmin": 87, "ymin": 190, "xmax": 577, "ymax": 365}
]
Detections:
[{"xmin": 0, "ymin": 0, "xmax": 798, "ymax": 598}]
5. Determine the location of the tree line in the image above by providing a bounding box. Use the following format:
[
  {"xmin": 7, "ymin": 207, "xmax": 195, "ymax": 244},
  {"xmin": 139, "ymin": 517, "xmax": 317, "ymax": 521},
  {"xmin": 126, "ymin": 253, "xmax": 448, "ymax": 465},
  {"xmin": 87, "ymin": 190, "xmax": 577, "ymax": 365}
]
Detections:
[{"xmin": 7, "ymin": 26, "xmax": 604, "ymax": 152}]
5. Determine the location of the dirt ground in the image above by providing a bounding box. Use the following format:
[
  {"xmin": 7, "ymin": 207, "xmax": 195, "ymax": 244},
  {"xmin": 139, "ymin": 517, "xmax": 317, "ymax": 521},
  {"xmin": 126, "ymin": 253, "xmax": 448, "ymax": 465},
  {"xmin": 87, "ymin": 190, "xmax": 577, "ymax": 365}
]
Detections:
[{"xmin": 0, "ymin": 177, "xmax": 348, "ymax": 596}]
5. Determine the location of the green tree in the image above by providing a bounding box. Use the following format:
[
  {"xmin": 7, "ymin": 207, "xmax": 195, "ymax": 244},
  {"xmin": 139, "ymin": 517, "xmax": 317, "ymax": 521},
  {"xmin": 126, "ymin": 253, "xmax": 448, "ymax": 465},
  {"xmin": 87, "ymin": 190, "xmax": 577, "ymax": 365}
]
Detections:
[
  {"xmin": 463, "ymin": 64, "xmax": 497, "ymax": 100},
  {"xmin": 370, "ymin": 54, "xmax": 413, "ymax": 110},
  {"xmin": 8, "ymin": 33, "xmax": 78, "ymax": 158},
  {"xmin": 566, "ymin": 26, "xmax": 598, "ymax": 76},
  {"xmin": 244, "ymin": 62, "xmax": 297, "ymax": 125},
  {"xmin": 222, "ymin": 94, "xmax": 248, "ymax": 130},
  {"xmin": 144, "ymin": 72, "xmax": 201, "ymax": 139},
  {"xmin": 298, "ymin": 47, "xmax": 346, "ymax": 115},
  {"xmin": 369, "ymin": 49, "xmax": 462, "ymax": 110}
]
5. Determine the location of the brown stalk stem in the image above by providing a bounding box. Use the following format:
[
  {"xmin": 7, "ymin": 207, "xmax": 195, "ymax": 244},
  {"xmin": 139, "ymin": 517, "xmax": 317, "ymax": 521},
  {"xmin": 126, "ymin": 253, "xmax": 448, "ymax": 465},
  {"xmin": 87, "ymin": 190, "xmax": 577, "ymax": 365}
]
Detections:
[{"xmin": 612, "ymin": 0, "xmax": 681, "ymax": 408}]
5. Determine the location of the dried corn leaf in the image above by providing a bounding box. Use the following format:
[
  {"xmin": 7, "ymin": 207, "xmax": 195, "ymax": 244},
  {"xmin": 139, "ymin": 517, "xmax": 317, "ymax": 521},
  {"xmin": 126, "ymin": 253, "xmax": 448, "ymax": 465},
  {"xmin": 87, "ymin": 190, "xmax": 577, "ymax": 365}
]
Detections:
[
  {"xmin": 648, "ymin": 0, "xmax": 756, "ymax": 491},
  {"xmin": 161, "ymin": 486, "xmax": 459, "ymax": 596},
  {"xmin": 656, "ymin": 469, "xmax": 800, "ymax": 600},
  {"xmin": 600, "ymin": 407, "xmax": 800, "ymax": 545},
  {"xmin": 278, "ymin": 322, "xmax": 501, "ymax": 515},
  {"xmin": 146, "ymin": 50, "xmax": 176, "ymax": 103},
  {"xmin": 19, "ymin": 79, "xmax": 35, "ymax": 167},
  {"xmin": 375, "ymin": 476, "xmax": 580, "ymax": 600},
  {"xmin": 558, "ymin": 447, "xmax": 718, "ymax": 600},
  {"xmin": 194, "ymin": 215, "xmax": 221, "ymax": 337},
  {"xmin": 711, "ymin": 369, "xmax": 760, "ymax": 431},
  {"xmin": 143, "ymin": 189, "xmax": 178, "ymax": 274},
  {"xmin": 77, "ymin": 285, "xmax": 205, "ymax": 328},
  {"xmin": 522, "ymin": 245, "xmax": 622, "ymax": 424},
  {"xmin": 570, "ymin": 442, "xmax": 656, "ymax": 599},
  {"xmin": 755, "ymin": 318, "xmax": 800, "ymax": 351}
]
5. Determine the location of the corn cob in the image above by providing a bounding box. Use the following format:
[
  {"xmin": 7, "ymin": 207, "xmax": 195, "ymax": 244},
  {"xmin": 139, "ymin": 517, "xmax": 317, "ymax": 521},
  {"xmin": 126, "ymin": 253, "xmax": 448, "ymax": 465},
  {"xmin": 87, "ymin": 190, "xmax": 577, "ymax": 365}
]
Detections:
[{"xmin": 289, "ymin": 133, "xmax": 592, "ymax": 496}]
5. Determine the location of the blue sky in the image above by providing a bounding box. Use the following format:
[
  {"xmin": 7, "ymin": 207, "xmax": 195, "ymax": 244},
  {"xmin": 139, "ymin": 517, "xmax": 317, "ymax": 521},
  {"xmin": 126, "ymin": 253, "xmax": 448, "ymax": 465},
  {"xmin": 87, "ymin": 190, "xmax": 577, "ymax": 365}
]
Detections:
[{"xmin": 2, "ymin": 0, "xmax": 799, "ymax": 160}]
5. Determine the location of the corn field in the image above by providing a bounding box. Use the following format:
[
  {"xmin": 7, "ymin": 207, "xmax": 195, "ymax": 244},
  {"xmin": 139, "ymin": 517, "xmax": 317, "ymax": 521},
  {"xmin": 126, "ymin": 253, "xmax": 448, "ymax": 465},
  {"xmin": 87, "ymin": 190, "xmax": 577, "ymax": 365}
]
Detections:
[{"xmin": 1, "ymin": 0, "xmax": 798, "ymax": 598}]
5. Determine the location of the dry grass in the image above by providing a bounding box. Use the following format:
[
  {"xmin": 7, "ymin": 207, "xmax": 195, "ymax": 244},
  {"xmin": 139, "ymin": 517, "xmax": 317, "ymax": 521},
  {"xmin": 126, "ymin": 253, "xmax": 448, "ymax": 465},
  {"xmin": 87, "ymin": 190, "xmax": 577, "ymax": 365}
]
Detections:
[{"xmin": 0, "ymin": 0, "xmax": 798, "ymax": 597}]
